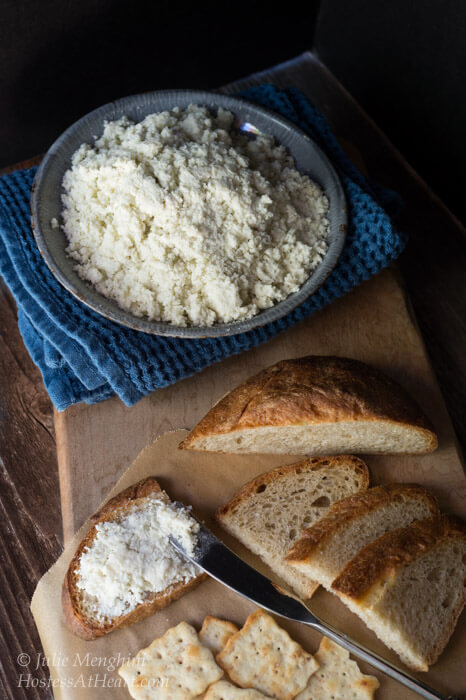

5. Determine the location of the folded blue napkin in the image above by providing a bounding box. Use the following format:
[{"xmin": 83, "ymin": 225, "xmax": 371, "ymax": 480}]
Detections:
[{"xmin": 0, "ymin": 85, "xmax": 407, "ymax": 411}]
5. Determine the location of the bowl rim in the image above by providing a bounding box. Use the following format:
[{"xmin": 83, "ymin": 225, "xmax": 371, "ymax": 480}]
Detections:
[{"xmin": 31, "ymin": 88, "xmax": 347, "ymax": 338}]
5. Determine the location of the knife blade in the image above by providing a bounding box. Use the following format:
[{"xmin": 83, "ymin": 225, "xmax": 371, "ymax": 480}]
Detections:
[{"xmin": 169, "ymin": 516, "xmax": 462, "ymax": 700}]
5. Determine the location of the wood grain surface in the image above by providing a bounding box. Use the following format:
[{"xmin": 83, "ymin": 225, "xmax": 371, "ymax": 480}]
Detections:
[
  {"xmin": 0, "ymin": 52, "xmax": 465, "ymax": 700},
  {"xmin": 0, "ymin": 281, "xmax": 61, "ymax": 700}
]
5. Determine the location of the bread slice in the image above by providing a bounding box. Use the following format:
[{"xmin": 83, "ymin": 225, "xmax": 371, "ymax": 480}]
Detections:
[
  {"xmin": 62, "ymin": 477, "xmax": 206, "ymax": 639},
  {"xmin": 179, "ymin": 356, "xmax": 437, "ymax": 455},
  {"xmin": 286, "ymin": 484, "xmax": 439, "ymax": 589},
  {"xmin": 332, "ymin": 515, "xmax": 466, "ymax": 670},
  {"xmin": 215, "ymin": 456, "xmax": 369, "ymax": 599}
]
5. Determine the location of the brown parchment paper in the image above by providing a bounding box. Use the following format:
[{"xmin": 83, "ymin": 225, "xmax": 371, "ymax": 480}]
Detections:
[{"xmin": 31, "ymin": 430, "xmax": 466, "ymax": 700}]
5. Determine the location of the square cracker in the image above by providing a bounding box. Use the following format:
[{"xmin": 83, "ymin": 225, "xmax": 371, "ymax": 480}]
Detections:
[
  {"xmin": 204, "ymin": 680, "xmax": 271, "ymax": 699},
  {"xmin": 295, "ymin": 637, "xmax": 380, "ymax": 700},
  {"xmin": 216, "ymin": 609, "xmax": 318, "ymax": 700},
  {"xmin": 199, "ymin": 616, "xmax": 239, "ymax": 655},
  {"xmin": 118, "ymin": 621, "xmax": 222, "ymax": 699}
]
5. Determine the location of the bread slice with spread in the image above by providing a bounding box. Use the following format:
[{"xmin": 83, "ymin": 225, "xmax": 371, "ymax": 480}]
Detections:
[
  {"xmin": 180, "ymin": 356, "xmax": 438, "ymax": 455},
  {"xmin": 216, "ymin": 455, "xmax": 369, "ymax": 598},
  {"xmin": 62, "ymin": 477, "xmax": 205, "ymax": 639},
  {"xmin": 286, "ymin": 484, "xmax": 439, "ymax": 589}
]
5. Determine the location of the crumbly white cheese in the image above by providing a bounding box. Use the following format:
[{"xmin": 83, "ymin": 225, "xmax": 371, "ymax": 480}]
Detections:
[
  {"xmin": 60, "ymin": 104, "xmax": 329, "ymax": 326},
  {"xmin": 76, "ymin": 497, "xmax": 200, "ymax": 622}
]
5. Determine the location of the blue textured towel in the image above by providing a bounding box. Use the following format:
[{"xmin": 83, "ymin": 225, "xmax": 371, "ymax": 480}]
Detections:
[{"xmin": 0, "ymin": 85, "xmax": 407, "ymax": 411}]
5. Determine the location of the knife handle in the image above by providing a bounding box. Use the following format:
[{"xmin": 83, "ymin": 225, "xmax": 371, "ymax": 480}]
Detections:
[{"xmin": 302, "ymin": 612, "xmax": 459, "ymax": 700}]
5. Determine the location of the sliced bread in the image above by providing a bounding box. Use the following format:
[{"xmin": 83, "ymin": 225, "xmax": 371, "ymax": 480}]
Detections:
[
  {"xmin": 332, "ymin": 515, "xmax": 466, "ymax": 670},
  {"xmin": 215, "ymin": 456, "xmax": 369, "ymax": 599},
  {"xmin": 62, "ymin": 477, "xmax": 206, "ymax": 639},
  {"xmin": 179, "ymin": 356, "xmax": 438, "ymax": 455},
  {"xmin": 285, "ymin": 484, "xmax": 439, "ymax": 589}
]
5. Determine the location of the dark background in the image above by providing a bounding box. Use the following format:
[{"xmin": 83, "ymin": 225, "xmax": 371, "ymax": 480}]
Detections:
[{"xmin": 1, "ymin": 0, "xmax": 465, "ymax": 222}]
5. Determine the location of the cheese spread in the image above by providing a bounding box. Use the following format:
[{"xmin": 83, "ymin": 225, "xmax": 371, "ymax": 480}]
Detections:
[
  {"xmin": 76, "ymin": 497, "xmax": 199, "ymax": 622},
  {"xmin": 60, "ymin": 104, "xmax": 329, "ymax": 326}
]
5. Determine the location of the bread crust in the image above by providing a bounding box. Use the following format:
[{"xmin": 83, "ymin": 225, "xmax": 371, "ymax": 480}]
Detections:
[
  {"xmin": 215, "ymin": 455, "xmax": 370, "ymax": 522},
  {"xmin": 332, "ymin": 514, "xmax": 466, "ymax": 602},
  {"xmin": 62, "ymin": 477, "xmax": 206, "ymax": 640},
  {"xmin": 88, "ymin": 476, "xmax": 163, "ymax": 522},
  {"xmin": 179, "ymin": 356, "xmax": 438, "ymax": 452},
  {"xmin": 285, "ymin": 484, "xmax": 439, "ymax": 564}
]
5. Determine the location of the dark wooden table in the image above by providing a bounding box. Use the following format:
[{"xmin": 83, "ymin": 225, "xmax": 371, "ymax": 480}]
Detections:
[{"xmin": 0, "ymin": 52, "xmax": 465, "ymax": 700}]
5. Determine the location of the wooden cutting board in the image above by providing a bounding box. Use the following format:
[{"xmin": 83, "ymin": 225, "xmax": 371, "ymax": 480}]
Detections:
[
  {"xmin": 32, "ymin": 429, "xmax": 466, "ymax": 700},
  {"xmin": 55, "ymin": 264, "xmax": 466, "ymax": 545},
  {"xmin": 50, "ymin": 95, "xmax": 466, "ymax": 696},
  {"xmin": 51, "ymin": 266, "xmax": 466, "ymax": 700}
]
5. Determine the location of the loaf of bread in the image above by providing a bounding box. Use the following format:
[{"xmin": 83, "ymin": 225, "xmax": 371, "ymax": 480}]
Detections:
[
  {"xmin": 285, "ymin": 484, "xmax": 439, "ymax": 589},
  {"xmin": 332, "ymin": 515, "xmax": 466, "ymax": 670},
  {"xmin": 62, "ymin": 477, "xmax": 205, "ymax": 639},
  {"xmin": 180, "ymin": 356, "xmax": 438, "ymax": 455},
  {"xmin": 216, "ymin": 455, "xmax": 369, "ymax": 598}
]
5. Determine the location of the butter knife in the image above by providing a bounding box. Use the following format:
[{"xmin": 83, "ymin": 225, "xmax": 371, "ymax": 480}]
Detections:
[{"xmin": 170, "ymin": 519, "xmax": 462, "ymax": 700}]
